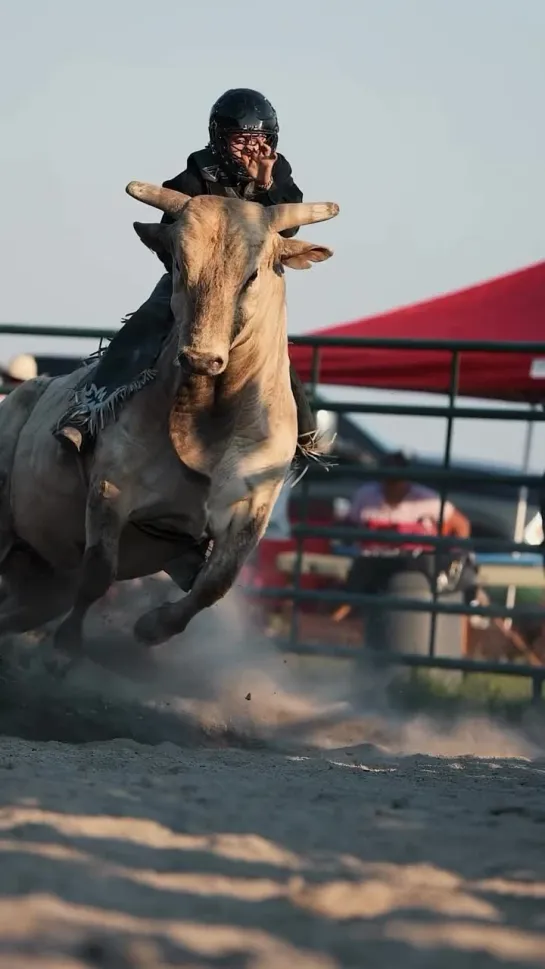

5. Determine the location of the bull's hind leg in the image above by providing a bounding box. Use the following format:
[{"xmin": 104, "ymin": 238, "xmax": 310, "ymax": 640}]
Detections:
[
  {"xmin": 0, "ymin": 377, "xmax": 52, "ymax": 566},
  {"xmin": 54, "ymin": 479, "xmax": 125, "ymax": 651},
  {"xmin": 0, "ymin": 547, "xmax": 74, "ymax": 637},
  {"xmin": 134, "ymin": 495, "xmax": 272, "ymax": 646}
]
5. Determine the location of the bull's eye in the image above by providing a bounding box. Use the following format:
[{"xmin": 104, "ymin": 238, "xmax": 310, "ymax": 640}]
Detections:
[{"xmin": 242, "ymin": 269, "xmax": 258, "ymax": 291}]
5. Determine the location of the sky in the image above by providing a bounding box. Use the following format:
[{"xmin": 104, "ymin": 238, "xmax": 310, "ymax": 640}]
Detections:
[{"xmin": 1, "ymin": 0, "xmax": 544, "ymax": 469}]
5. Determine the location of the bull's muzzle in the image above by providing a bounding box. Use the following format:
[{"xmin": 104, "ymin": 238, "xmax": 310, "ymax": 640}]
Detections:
[{"xmin": 178, "ymin": 349, "xmax": 227, "ymax": 377}]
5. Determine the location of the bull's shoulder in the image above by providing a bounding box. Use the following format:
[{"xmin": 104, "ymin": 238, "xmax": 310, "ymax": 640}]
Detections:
[
  {"xmin": 13, "ymin": 363, "xmax": 95, "ymax": 436},
  {"xmin": 0, "ymin": 375, "xmax": 53, "ymax": 423}
]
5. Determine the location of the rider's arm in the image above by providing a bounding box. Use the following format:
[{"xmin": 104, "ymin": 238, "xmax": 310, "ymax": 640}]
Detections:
[
  {"xmin": 441, "ymin": 505, "xmax": 471, "ymax": 539},
  {"xmin": 252, "ymin": 154, "xmax": 303, "ymax": 238}
]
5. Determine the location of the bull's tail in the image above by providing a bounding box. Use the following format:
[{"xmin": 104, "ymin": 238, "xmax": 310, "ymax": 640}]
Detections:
[{"xmin": 0, "ymin": 376, "xmax": 53, "ymax": 567}]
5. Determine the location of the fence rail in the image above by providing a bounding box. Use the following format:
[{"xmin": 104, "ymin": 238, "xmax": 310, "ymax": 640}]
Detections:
[
  {"xmin": 308, "ymin": 400, "xmax": 544, "ymax": 422},
  {"xmin": 2, "ymin": 323, "xmax": 545, "ymax": 700},
  {"xmin": 246, "ymin": 585, "xmax": 545, "ymax": 622},
  {"xmin": 4, "ymin": 324, "xmax": 545, "ymax": 351},
  {"xmin": 289, "ymin": 334, "xmax": 545, "ymax": 352},
  {"xmin": 290, "ymin": 524, "xmax": 537, "ymax": 555},
  {"xmin": 298, "ymin": 464, "xmax": 544, "ymax": 487},
  {"xmin": 0, "ymin": 323, "xmax": 117, "ymax": 340}
]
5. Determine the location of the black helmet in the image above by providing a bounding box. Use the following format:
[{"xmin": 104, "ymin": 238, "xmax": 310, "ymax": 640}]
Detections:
[{"xmin": 209, "ymin": 88, "xmax": 279, "ymax": 181}]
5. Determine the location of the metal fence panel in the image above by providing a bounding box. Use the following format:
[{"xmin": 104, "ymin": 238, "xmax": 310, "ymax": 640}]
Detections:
[{"xmin": 2, "ymin": 323, "xmax": 545, "ymax": 698}]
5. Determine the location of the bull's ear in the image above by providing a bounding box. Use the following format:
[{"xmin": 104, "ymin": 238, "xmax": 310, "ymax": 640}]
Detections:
[
  {"xmin": 133, "ymin": 221, "xmax": 171, "ymax": 259},
  {"xmin": 279, "ymin": 237, "xmax": 334, "ymax": 270}
]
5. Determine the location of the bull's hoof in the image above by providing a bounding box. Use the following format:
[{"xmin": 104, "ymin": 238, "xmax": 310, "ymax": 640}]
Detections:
[
  {"xmin": 43, "ymin": 649, "xmax": 76, "ymax": 681},
  {"xmin": 32, "ymin": 637, "xmax": 78, "ymax": 680},
  {"xmin": 133, "ymin": 606, "xmax": 174, "ymax": 647},
  {"xmin": 53, "ymin": 615, "xmax": 83, "ymax": 654}
]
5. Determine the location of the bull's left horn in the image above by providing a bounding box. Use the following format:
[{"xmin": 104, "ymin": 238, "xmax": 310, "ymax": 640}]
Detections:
[
  {"xmin": 126, "ymin": 181, "xmax": 191, "ymax": 216},
  {"xmin": 268, "ymin": 201, "xmax": 339, "ymax": 234}
]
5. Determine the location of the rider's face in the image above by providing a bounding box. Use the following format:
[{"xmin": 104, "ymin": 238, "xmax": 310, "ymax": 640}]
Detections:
[{"xmin": 227, "ymin": 132, "xmax": 268, "ymax": 160}]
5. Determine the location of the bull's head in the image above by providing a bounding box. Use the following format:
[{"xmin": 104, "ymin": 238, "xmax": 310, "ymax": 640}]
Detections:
[{"xmin": 126, "ymin": 181, "xmax": 339, "ymax": 378}]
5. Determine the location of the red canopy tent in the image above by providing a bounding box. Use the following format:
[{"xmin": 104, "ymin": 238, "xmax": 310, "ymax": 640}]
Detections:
[{"xmin": 289, "ymin": 259, "xmax": 545, "ymax": 402}]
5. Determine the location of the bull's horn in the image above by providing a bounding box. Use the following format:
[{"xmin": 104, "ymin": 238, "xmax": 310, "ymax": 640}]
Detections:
[
  {"xmin": 125, "ymin": 181, "xmax": 191, "ymax": 216},
  {"xmin": 268, "ymin": 201, "xmax": 339, "ymax": 234}
]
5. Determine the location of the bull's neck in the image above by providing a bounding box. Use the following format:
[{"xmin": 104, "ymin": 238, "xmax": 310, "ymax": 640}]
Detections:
[
  {"xmin": 165, "ymin": 294, "xmax": 291, "ymax": 478},
  {"xmin": 153, "ymin": 263, "xmax": 294, "ymax": 477},
  {"xmin": 222, "ymin": 301, "xmax": 289, "ymax": 399}
]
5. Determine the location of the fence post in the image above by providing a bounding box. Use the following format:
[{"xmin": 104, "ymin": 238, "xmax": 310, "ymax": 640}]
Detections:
[
  {"xmin": 289, "ymin": 345, "xmax": 322, "ymax": 651},
  {"xmin": 428, "ymin": 350, "xmax": 461, "ymax": 660}
]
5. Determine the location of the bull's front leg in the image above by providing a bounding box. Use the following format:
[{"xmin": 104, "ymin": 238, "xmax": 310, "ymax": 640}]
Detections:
[
  {"xmin": 54, "ymin": 478, "xmax": 126, "ymax": 651},
  {"xmin": 133, "ymin": 496, "xmax": 271, "ymax": 647}
]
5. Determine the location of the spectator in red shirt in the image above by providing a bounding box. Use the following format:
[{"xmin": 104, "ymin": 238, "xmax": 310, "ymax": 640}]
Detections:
[
  {"xmin": 335, "ymin": 451, "xmax": 473, "ymax": 619},
  {"xmin": 349, "ymin": 450, "xmax": 470, "ymax": 551}
]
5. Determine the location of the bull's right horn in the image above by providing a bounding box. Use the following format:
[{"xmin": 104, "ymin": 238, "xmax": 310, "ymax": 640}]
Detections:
[
  {"xmin": 268, "ymin": 201, "xmax": 339, "ymax": 234},
  {"xmin": 126, "ymin": 181, "xmax": 191, "ymax": 217}
]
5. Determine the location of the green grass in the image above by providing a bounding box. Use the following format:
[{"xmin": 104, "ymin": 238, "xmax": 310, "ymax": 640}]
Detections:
[
  {"xmin": 486, "ymin": 584, "xmax": 543, "ymax": 605},
  {"xmin": 389, "ymin": 668, "xmax": 541, "ymax": 721}
]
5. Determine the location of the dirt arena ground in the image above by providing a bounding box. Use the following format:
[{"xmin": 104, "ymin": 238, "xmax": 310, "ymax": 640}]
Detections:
[{"xmin": 0, "ymin": 584, "xmax": 543, "ymax": 969}]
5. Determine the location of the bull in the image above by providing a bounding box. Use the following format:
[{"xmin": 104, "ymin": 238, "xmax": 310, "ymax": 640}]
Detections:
[{"xmin": 0, "ymin": 182, "xmax": 338, "ymax": 650}]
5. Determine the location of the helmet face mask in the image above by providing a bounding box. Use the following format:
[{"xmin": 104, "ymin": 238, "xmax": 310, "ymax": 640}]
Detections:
[{"xmin": 209, "ymin": 88, "xmax": 279, "ymax": 182}]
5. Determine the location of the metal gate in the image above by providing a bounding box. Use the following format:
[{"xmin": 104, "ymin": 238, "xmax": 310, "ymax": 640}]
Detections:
[{"xmin": 247, "ymin": 334, "xmax": 545, "ymax": 701}]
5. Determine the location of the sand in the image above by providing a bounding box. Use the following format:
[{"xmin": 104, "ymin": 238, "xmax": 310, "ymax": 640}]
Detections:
[{"xmin": 0, "ymin": 585, "xmax": 544, "ymax": 969}]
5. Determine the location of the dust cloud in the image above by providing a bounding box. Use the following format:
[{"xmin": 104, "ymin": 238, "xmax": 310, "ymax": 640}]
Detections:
[{"xmin": 0, "ymin": 574, "xmax": 540, "ymax": 762}]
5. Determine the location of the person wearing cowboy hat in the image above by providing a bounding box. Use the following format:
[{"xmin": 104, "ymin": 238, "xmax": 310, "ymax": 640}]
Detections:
[{"xmin": 0, "ymin": 353, "xmax": 38, "ymax": 389}]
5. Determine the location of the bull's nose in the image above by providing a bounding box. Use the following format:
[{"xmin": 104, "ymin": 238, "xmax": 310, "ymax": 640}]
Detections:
[{"xmin": 179, "ymin": 350, "xmax": 226, "ymax": 376}]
